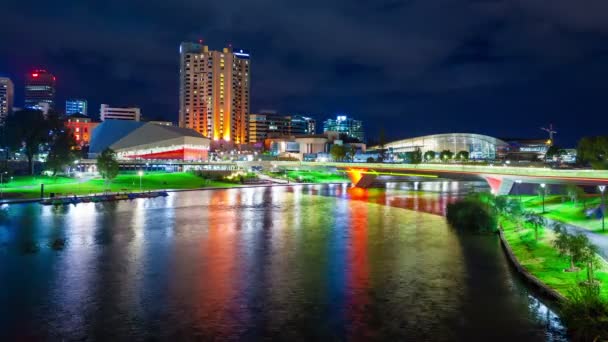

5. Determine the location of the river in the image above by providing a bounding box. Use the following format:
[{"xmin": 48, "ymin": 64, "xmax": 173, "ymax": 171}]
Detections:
[{"xmin": 0, "ymin": 182, "xmax": 567, "ymax": 340}]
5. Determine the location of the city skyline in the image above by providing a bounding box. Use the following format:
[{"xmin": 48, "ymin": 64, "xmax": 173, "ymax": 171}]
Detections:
[{"xmin": 2, "ymin": 2, "xmax": 608, "ymax": 146}]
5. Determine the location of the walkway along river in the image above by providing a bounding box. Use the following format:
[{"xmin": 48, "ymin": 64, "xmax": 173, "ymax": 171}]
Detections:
[{"xmin": 0, "ymin": 183, "xmax": 568, "ymax": 340}]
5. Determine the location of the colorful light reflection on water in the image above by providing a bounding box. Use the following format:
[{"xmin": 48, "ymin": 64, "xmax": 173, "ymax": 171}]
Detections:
[{"xmin": 0, "ymin": 183, "xmax": 566, "ymax": 341}]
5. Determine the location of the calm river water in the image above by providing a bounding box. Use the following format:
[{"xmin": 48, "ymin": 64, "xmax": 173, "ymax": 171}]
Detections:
[{"xmin": 0, "ymin": 183, "xmax": 567, "ymax": 341}]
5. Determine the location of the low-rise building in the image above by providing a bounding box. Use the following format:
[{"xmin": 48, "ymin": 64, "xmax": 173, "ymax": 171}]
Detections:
[
  {"xmin": 65, "ymin": 114, "xmax": 99, "ymax": 147},
  {"xmin": 100, "ymin": 104, "xmax": 141, "ymax": 121}
]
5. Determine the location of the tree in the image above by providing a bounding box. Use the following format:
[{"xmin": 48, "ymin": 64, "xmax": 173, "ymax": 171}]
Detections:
[
  {"xmin": 577, "ymin": 136, "xmax": 608, "ymax": 169},
  {"xmin": 525, "ymin": 212, "xmax": 546, "ymax": 241},
  {"xmin": 403, "ymin": 148, "xmax": 422, "ymax": 164},
  {"xmin": 579, "ymin": 241, "xmax": 601, "ymax": 286},
  {"xmin": 545, "ymin": 145, "xmax": 564, "ymax": 162},
  {"xmin": 46, "ymin": 129, "xmax": 78, "ymax": 176},
  {"xmin": 366, "ymin": 157, "xmax": 375, "ymax": 163},
  {"xmin": 446, "ymin": 197, "xmax": 498, "ymax": 233},
  {"xmin": 424, "ymin": 150, "xmax": 436, "ymax": 161},
  {"xmin": 96, "ymin": 148, "xmax": 119, "ymax": 187},
  {"xmin": 494, "ymin": 195, "xmax": 510, "ymax": 215},
  {"xmin": 553, "ymin": 223, "xmax": 588, "ymax": 272},
  {"xmin": 565, "ymin": 184, "xmax": 585, "ymax": 206},
  {"xmin": 455, "ymin": 150, "xmax": 469, "ymax": 161},
  {"xmin": 411, "ymin": 148, "xmax": 422, "ymax": 164},
  {"xmin": 439, "ymin": 150, "xmax": 454, "ymax": 161},
  {"xmin": 330, "ymin": 144, "xmax": 347, "ymax": 162},
  {"xmin": 345, "ymin": 145, "xmax": 357, "ymax": 162},
  {"xmin": 506, "ymin": 199, "xmax": 525, "ymax": 230},
  {"xmin": 4, "ymin": 109, "xmax": 52, "ymax": 174}
]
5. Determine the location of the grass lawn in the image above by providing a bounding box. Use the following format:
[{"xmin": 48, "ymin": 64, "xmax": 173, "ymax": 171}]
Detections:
[
  {"xmin": 285, "ymin": 170, "xmax": 349, "ymax": 183},
  {"xmin": 1, "ymin": 172, "xmax": 236, "ymax": 200},
  {"xmin": 513, "ymin": 195, "xmax": 606, "ymax": 234},
  {"xmin": 501, "ymin": 216, "xmax": 608, "ymax": 300}
]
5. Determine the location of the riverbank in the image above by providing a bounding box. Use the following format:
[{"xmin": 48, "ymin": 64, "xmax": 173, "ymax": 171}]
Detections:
[
  {"xmin": 515, "ymin": 195, "xmax": 605, "ymax": 234},
  {"xmin": 499, "ymin": 215, "xmax": 608, "ymax": 301},
  {"xmin": 0, "ymin": 173, "xmax": 351, "ymax": 205}
]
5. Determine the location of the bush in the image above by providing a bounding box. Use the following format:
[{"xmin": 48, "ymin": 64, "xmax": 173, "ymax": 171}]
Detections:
[
  {"xmin": 560, "ymin": 285, "xmax": 608, "ymax": 341},
  {"xmin": 191, "ymin": 170, "xmax": 227, "ymax": 181},
  {"xmin": 446, "ymin": 198, "xmax": 498, "ymax": 233}
]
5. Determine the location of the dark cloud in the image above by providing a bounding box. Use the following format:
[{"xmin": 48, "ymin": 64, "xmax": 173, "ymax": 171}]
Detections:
[{"xmin": 0, "ymin": 0, "xmax": 607, "ymax": 144}]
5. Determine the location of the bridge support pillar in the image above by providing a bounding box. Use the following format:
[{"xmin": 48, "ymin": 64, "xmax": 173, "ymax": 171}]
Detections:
[
  {"xmin": 345, "ymin": 168, "xmax": 377, "ymax": 188},
  {"xmin": 482, "ymin": 176, "xmax": 514, "ymax": 196}
]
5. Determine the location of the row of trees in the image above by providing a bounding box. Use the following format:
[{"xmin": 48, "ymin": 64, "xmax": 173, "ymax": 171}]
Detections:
[
  {"xmin": 329, "ymin": 144, "xmax": 357, "ymax": 162},
  {"xmin": 491, "ymin": 194, "xmax": 601, "ymax": 285},
  {"xmin": 447, "ymin": 186, "xmax": 606, "ymax": 338},
  {"xmin": 2, "ymin": 109, "xmax": 77, "ymax": 175},
  {"xmin": 395, "ymin": 149, "xmax": 469, "ymax": 164}
]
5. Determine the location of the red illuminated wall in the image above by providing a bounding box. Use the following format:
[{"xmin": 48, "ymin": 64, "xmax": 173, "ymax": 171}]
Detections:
[
  {"xmin": 64, "ymin": 121, "xmax": 98, "ymax": 146},
  {"xmin": 125, "ymin": 147, "xmax": 208, "ymax": 161}
]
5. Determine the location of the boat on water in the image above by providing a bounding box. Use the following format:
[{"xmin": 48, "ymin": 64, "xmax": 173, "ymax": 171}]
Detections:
[{"xmin": 40, "ymin": 191, "xmax": 169, "ymax": 206}]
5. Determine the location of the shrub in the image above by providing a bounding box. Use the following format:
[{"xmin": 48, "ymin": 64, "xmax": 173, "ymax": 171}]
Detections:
[
  {"xmin": 560, "ymin": 285, "xmax": 608, "ymax": 341},
  {"xmin": 446, "ymin": 198, "xmax": 498, "ymax": 233}
]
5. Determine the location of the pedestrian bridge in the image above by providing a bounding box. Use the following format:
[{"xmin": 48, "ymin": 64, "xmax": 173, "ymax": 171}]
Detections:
[{"xmin": 244, "ymin": 161, "xmax": 608, "ymax": 195}]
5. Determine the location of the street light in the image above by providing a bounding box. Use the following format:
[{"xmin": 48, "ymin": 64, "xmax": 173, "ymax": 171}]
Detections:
[
  {"xmin": 138, "ymin": 170, "xmax": 144, "ymax": 192},
  {"xmin": 540, "ymin": 183, "xmax": 546, "ymax": 213},
  {"xmin": 515, "ymin": 180, "xmax": 522, "ymax": 203},
  {"xmin": 76, "ymin": 172, "xmax": 83, "ymax": 195},
  {"xmin": 599, "ymin": 185, "xmax": 606, "ymax": 232}
]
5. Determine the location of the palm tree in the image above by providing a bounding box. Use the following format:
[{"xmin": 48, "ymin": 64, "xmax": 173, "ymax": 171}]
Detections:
[{"xmin": 525, "ymin": 212, "xmax": 546, "ymax": 241}]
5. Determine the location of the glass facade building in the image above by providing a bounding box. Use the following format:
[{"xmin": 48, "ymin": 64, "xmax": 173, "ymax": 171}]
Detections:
[
  {"xmin": 66, "ymin": 99, "xmax": 88, "ymax": 116},
  {"xmin": 25, "ymin": 70, "xmax": 56, "ymax": 109},
  {"xmin": 383, "ymin": 133, "xmax": 507, "ymax": 160},
  {"xmin": 248, "ymin": 112, "xmax": 316, "ymax": 143},
  {"xmin": 323, "ymin": 115, "xmax": 364, "ymax": 142}
]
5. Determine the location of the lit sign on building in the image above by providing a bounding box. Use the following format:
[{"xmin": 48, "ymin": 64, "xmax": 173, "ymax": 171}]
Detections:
[{"xmin": 233, "ymin": 49, "xmax": 250, "ymax": 58}]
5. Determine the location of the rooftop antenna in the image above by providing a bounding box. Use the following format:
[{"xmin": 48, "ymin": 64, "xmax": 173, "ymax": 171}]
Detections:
[{"xmin": 541, "ymin": 124, "xmax": 557, "ymax": 143}]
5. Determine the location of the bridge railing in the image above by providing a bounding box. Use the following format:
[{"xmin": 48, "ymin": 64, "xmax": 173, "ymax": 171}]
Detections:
[{"xmin": 294, "ymin": 162, "xmax": 608, "ymax": 180}]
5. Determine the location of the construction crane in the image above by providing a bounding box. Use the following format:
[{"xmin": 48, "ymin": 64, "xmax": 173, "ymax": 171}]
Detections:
[{"xmin": 541, "ymin": 124, "xmax": 557, "ymax": 145}]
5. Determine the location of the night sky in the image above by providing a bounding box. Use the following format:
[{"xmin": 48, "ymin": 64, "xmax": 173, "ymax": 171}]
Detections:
[{"xmin": 1, "ymin": 0, "xmax": 607, "ymax": 146}]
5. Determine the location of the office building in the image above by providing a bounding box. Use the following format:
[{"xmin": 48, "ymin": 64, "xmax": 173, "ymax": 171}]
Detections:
[
  {"xmin": 498, "ymin": 138, "xmax": 552, "ymax": 161},
  {"xmin": 100, "ymin": 104, "xmax": 141, "ymax": 121},
  {"xmin": 66, "ymin": 99, "xmax": 88, "ymax": 116},
  {"xmin": 64, "ymin": 114, "xmax": 98, "ymax": 147},
  {"xmin": 25, "ymin": 70, "xmax": 56, "ymax": 109},
  {"xmin": 179, "ymin": 42, "xmax": 250, "ymax": 143},
  {"xmin": 323, "ymin": 115, "xmax": 364, "ymax": 142},
  {"xmin": 248, "ymin": 112, "xmax": 316, "ymax": 143},
  {"xmin": 289, "ymin": 115, "xmax": 316, "ymax": 135},
  {"xmin": 0, "ymin": 77, "xmax": 14, "ymax": 124}
]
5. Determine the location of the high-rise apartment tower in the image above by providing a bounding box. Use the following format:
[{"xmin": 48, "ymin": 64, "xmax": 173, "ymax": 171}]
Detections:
[{"xmin": 179, "ymin": 42, "xmax": 250, "ymax": 144}]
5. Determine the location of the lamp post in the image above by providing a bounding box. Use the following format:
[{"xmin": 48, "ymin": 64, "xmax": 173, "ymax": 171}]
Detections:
[
  {"xmin": 138, "ymin": 170, "xmax": 143, "ymax": 192},
  {"xmin": 540, "ymin": 183, "xmax": 546, "ymax": 214},
  {"xmin": 600, "ymin": 185, "xmax": 606, "ymax": 232},
  {"xmin": 76, "ymin": 172, "xmax": 82, "ymax": 195},
  {"xmin": 0, "ymin": 171, "xmax": 7, "ymax": 199},
  {"xmin": 515, "ymin": 180, "xmax": 522, "ymax": 203}
]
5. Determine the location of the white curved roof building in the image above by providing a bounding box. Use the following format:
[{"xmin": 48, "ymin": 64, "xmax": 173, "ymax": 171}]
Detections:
[{"xmin": 383, "ymin": 133, "xmax": 507, "ymax": 160}]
